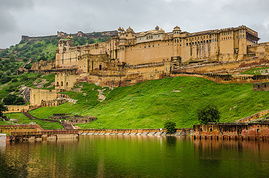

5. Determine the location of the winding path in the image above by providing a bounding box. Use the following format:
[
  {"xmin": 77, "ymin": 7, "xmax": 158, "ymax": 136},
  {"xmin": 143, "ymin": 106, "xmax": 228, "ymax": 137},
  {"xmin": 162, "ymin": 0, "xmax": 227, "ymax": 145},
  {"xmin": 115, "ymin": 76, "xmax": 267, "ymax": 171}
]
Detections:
[{"xmin": 22, "ymin": 112, "xmax": 74, "ymax": 130}]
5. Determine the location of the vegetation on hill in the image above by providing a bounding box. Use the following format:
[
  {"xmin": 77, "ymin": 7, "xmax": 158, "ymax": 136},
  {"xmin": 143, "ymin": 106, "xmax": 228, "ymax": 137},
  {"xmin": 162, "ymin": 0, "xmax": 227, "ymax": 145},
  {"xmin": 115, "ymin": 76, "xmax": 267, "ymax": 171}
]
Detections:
[
  {"xmin": 241, "ymin": 67, "xmax": 269, "ymax": 75},
  {"xmin": 4, "ymin": 113, "xmax": 63, "ymax": 129},
  {"xmin": 197, "ymin": 104, "xmax": 220, "ymax": 124},
  {"xmin": 0, "ymin": 59, "xmax": 23, "ymax": 84},
  {"xmin": 0, "ymin": 33, "xmax": 110, "ymax": 107},
  {"xmin": 3, "ymin": 94, "xmax": 25, "ymax": 105},
  {"xmin": 5, "ymin": 76, "xmax": 269, "ymax": 129},
  {"xmin": 0, "ymin": 73, "xmax": 55, "ymax": 100},
  {"xmin": 0, "ymin": 38, "xmax": 58, "ymax": 62},
  {"xmin": 0, "ymin": 103, "xmax": 7, "ymax": 118},
  {"xmin": 0, "ymin": 36, "xmax": 111, "ymax": 63}
]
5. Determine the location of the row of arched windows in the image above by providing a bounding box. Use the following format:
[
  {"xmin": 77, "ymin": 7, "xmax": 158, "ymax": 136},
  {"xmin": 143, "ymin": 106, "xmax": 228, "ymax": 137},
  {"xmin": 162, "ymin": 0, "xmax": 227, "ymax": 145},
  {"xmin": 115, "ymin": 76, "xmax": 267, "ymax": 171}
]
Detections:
[{"xmin": 56, "ymin": 81, "xmax": 69, "ymax": 87}]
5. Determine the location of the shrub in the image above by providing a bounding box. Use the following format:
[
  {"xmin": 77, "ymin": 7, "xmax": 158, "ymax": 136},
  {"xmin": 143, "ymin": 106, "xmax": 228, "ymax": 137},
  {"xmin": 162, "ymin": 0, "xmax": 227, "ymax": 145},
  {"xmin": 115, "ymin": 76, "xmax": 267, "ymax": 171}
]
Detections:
[
  {"xmin": 24, "ymin": 63, "xmax": 32, "ymax": 69},
  {"xmin": 3, "ymin": 94, "xmax": 25, "ymax": 105},
  {"xmin": 0, "ymin": 103, "xmax": 7, "ymax": 118},
  {"xmin": 197, "ymin": 105, "xmax": 220, "ymax": 124},
  {"xmin": 164, "ymin": 121, "xmax": 176, "ymax": 134}
]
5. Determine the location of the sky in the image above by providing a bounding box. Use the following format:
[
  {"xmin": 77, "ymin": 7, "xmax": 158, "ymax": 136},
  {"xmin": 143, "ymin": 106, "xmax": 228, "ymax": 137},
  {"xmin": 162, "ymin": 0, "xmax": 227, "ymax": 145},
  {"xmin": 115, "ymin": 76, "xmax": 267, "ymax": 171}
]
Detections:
[{"xmin": 0, "ymin": 0, "xmax": 269, "ymax": 48}]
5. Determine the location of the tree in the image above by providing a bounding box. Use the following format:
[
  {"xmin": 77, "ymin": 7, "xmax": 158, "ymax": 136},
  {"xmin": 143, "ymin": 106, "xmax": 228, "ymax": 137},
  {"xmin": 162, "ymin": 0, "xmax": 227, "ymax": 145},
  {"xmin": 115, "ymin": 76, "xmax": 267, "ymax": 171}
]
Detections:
[
  {"xmin": 197, "ymin": 105, "xmax": 220, "ymax": 124},
  {"xmin": 24, "ymin": 63, "xmax": 32, "ymax": 70},
  {"xmin": 164, "ymin": 121, "xmax": 176, "ymax": 134},
  {"xmin": 3, "ymin": 94, "xmax": 25, "ymax": 105},
  {"xmin": 0, "ymin": 103, "xmax": 7, "ymax": 118}
]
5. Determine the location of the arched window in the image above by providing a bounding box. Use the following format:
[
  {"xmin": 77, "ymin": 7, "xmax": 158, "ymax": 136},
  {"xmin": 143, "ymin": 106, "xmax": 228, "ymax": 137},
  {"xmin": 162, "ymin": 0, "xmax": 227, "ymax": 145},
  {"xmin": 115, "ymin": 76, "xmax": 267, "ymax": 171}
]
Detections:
[
  {"xmin": 61, "ymin": 81, "xmax": 63, "ymax": 86},
  {"xmin": 99, "ymin": 65, "xmax": 102, "ymax": 70}
]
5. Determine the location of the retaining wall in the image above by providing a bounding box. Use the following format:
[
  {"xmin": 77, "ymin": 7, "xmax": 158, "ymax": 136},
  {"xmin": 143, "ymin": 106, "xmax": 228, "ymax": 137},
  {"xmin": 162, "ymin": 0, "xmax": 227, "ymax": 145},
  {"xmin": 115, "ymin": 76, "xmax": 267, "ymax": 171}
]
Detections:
[
  {"xmin": 193, "ymin": 123, "xmax": 269, "ymax": 140},
  {"xmin": 78, "ymin": 128, "xmax": 192, "ymax": 136}
]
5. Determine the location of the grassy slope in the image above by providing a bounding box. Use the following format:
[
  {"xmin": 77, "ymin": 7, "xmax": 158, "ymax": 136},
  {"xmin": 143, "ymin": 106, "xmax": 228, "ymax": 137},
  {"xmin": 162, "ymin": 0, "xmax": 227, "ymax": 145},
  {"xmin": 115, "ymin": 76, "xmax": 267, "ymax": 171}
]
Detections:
[
  {"xmin": 4, "ymin": 113, "xmax": 63, "ymax": 129},
  {"xmin": 24, "ymin": 76, "xmax": 269, "ymax": 129},
  {"xmin": 241, "ymin": 67, "xmax": 269, "ymax": 75},
  {"xmin": 0, "ymin": 73, "xmax": 58, "ymax": 130}
]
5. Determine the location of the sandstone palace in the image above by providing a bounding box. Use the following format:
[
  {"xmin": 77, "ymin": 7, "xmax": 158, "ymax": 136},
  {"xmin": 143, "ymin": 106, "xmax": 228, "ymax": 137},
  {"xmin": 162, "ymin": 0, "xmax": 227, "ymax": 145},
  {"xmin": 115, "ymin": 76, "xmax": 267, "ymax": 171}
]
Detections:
[
  {"xmin": 5, "ymin": 25, "xmax": 269, "ymax": 112},
  {"xmin": 48, "ymin": 25, "xmax": 268, "ymax": 90}
]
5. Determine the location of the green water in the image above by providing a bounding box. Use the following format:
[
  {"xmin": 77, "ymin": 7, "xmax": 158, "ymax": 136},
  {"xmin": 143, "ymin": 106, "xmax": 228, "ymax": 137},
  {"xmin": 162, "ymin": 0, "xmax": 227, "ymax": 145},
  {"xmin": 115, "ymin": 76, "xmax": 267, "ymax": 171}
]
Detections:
[{"xmin": 1, "ymin": 136, "xmax": 269, "ymax": 178}]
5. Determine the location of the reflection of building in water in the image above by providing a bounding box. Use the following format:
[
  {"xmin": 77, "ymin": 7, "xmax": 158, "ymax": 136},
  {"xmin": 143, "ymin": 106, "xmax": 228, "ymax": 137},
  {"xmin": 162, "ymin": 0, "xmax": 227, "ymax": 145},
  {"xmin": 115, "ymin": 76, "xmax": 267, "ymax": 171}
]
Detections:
[{"xmin": 192, "ymin": 139, "xmax": 269, "ymax": 157}]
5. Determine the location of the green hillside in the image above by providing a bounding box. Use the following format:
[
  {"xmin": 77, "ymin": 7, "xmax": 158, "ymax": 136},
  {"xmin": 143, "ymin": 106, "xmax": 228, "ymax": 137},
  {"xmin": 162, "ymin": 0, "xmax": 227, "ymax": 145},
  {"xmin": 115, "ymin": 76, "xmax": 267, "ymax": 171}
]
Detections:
[
  {"xmin": 0, "ymin": 36, "xmax": 110, "ymax": 63},
  {"xmin": 6, "ymin": 76, "xmax": 269, "ymax": 129}
]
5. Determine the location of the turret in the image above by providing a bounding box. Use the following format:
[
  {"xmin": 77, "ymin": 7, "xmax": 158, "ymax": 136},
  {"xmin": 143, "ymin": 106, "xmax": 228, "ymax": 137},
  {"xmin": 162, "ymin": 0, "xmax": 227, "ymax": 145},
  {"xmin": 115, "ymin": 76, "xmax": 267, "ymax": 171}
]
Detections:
[
  {"xmin": 173, "ymin": 26, "xmax": 181, "ymax": 34},
  {"xmin": 58, "ymin": 36, "xmax": 73, "ymax": 53},
  {"xmin": 56, "ymin": 36, "xmax": 73, "ymax": 67}
]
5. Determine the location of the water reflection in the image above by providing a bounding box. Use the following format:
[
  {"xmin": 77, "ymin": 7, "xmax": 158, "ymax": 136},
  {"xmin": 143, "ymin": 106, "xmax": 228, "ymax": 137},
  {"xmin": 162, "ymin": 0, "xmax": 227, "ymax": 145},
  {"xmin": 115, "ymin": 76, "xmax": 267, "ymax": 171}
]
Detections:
[
  {"xmin": 166, "ymin": 136, "xmax": 177, "ymax": 146},
  {"xmin": 0, "ymin": 136, "xmax": 269, "ymax": 178}
]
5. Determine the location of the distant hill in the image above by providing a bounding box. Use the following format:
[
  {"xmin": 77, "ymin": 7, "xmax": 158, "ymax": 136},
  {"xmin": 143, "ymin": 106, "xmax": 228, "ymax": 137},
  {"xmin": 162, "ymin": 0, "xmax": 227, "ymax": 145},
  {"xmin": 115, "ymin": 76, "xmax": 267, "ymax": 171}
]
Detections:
[{"xmin": 0, "ymin": 30, "xmax": 117, "ymax": 63}]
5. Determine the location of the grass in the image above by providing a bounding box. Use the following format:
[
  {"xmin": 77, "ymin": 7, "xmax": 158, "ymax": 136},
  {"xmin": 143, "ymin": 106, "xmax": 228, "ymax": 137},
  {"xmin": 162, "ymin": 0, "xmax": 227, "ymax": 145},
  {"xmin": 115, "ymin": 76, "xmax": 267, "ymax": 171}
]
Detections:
[
  {"xmin": 0, "ymin": 121, "xmax": 13, "ymax": 125},
  {"xmin": 21, "ymin": 76, "xmax": 269, "ymax": 129},
  {"xmin": 4, "ymin": 113, "xmax": 63, "ymax": 130},
  {"xmin": 241, "ymin": 67, "xmax": 269, "ymax": 75}
]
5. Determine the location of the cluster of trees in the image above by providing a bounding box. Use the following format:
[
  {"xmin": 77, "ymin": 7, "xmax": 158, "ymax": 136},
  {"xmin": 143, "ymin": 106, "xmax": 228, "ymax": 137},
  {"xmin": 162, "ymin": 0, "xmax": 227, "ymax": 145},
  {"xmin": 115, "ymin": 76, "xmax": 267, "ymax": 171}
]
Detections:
[
  {"xmin": 0, "ymin": 38, "xmax": 59, "ymax": 62},
  {"xmin": 0, "ymin": 103, "xmax": 7, "ymax": 119},
  {"xmin": 73, "ymin": 37, "xmax": 95, "ymax": 46},
  {"xmin": 72, "ymin": 36, "xmax": 110, "ymax": 46},
  {"xmin": 0, "ymin": 59, "xmax": 21, "ymax": 84},
  {"xmin": 197, "ymin": 105, "xmax": 220, "ymax": 124},
  {"xmin": 0, "ymin": 36, "xmax": 111, "ymax": 65},
  {"xmin": 0, "ymin": 95, "xmax": 25, "ymax": 119},
  {"xmin": 2, "ymin": 94, "xmax": 25, "ymax": 105}
]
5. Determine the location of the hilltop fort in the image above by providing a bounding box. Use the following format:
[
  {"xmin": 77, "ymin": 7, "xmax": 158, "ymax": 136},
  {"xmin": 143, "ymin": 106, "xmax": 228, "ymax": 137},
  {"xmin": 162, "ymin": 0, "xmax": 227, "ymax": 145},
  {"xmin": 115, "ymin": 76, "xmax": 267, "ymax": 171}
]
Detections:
[
  {"xmin": 49, "ymin": 25, "xmax": 268, "ymax": 90},
  {"xmin": 6, "ymin": 25, "xmax": 269, "ymax": 113}
]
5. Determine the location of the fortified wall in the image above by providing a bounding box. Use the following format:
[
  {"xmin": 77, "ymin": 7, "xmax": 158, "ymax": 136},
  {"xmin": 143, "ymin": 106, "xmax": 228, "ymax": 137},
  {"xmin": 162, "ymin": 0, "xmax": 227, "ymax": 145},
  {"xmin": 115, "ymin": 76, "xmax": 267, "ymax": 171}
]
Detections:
[
  {"xmin": 21, "ymin": 30, "xmax": 117, "ymax": 42},
  {"xmin": 30, "ymin": 88, "xmax": 68, "ymax": 107}
]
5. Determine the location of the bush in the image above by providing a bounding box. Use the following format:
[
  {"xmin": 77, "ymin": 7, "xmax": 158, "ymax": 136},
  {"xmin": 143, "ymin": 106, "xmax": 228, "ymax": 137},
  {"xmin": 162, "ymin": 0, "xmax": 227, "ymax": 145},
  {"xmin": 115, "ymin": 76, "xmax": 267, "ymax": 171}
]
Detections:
[
  {"xmin": 24, "ymin": 63, "xmax": 32, "ymax": 69},
  {"xmin": 0, "ymin": 103, "xmax": 7, "ymax": 118},
  {"xmin": 197, "ymin": 105, "xmax": 220, "ymax": 124},
  {"xmin": 3, "ymin": 94, "xmax": 25, "ymax": 105},
  {"xmin": 164, "ymin": 121, "xmax": 176, "ymax": 134}
]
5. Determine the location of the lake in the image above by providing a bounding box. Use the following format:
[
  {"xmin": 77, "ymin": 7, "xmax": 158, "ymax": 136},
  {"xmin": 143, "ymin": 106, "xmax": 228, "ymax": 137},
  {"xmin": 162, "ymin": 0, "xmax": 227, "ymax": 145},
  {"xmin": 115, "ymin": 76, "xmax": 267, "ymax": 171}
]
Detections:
[{"xmin": 1, "ymin": 136, "xmax": 269, "ymax": 178}]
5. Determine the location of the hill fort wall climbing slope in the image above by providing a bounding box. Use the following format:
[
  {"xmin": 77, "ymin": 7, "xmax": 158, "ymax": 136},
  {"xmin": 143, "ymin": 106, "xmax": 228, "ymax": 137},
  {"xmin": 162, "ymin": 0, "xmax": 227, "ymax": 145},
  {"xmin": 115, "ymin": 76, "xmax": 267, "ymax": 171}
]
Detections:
[{"xmin": 8, "ymin": 25, "xmax": 269, "ymax": 113}]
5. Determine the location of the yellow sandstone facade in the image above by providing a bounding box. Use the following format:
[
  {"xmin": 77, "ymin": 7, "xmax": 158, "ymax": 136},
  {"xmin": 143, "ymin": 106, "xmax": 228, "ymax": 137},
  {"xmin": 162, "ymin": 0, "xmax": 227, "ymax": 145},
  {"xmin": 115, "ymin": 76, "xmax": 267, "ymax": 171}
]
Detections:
[{"xmin": 54, "ymin": 25, "xmax": 266, "ymax": 90}]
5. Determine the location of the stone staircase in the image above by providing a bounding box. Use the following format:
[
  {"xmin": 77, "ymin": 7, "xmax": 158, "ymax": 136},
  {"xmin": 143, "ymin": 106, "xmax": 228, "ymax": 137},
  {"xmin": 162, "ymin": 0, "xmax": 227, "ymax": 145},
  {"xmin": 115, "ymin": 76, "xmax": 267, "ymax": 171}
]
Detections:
[{"xmin": 236, "ymin": 109, "xmax": 269, "ymax": 123}]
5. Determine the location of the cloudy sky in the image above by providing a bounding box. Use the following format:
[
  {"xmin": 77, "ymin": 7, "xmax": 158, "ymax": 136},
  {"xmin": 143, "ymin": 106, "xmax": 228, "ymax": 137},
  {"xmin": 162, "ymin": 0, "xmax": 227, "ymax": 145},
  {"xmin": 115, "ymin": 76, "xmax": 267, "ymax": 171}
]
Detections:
[{"xmin": 0, "ymin": 0, "xmax": 269, "ymax": 48}]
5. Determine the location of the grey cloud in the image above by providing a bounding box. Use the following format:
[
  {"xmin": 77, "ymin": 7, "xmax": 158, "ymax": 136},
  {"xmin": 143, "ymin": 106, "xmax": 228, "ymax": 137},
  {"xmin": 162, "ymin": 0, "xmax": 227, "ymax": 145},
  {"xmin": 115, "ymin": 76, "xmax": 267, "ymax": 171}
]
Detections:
[
  {"xmin": 0, "ymin": 0, "xmax": 269, "ymax": 48},
  {"xmin": 0, "ymin": 0, "xmax": 33, "ymax": 46}
]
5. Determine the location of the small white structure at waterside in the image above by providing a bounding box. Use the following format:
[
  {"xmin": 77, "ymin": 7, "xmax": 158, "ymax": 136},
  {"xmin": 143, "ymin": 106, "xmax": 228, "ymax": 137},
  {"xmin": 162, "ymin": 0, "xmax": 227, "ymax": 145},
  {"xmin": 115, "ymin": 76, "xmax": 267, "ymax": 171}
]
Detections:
[{"xmin": 0, "ymin": 134, "xmax": 6, "ymax": 146}]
